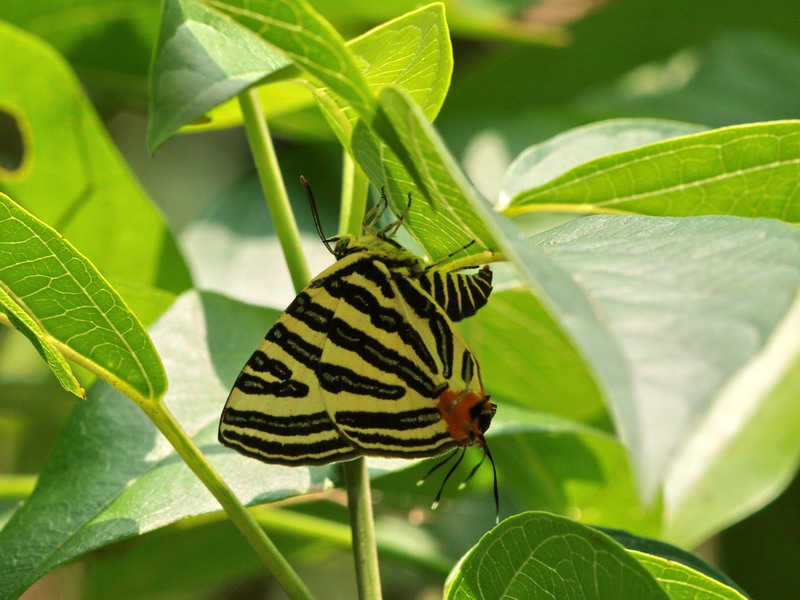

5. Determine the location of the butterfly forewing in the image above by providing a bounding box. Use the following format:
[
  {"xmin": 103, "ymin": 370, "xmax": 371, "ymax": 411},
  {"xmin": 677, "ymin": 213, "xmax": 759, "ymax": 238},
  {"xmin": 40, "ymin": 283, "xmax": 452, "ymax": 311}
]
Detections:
[{"xmin": 319, "ymin": 256, "xmax": 455, "ymax": 458}]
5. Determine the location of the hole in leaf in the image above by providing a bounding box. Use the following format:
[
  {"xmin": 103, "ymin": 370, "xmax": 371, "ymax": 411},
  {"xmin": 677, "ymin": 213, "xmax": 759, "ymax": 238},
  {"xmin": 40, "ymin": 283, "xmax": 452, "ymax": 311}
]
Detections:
[{"xmin": 0, "ymin": 110, "xmax": 25, "ymax": 172}]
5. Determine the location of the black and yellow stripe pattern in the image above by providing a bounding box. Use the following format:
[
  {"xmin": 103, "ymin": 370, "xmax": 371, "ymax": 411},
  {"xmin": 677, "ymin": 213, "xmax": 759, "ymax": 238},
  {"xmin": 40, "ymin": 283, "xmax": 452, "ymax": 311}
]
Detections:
[{"xmin": 219, "ymin": 225, "xmax": 495, "ymax": 466}]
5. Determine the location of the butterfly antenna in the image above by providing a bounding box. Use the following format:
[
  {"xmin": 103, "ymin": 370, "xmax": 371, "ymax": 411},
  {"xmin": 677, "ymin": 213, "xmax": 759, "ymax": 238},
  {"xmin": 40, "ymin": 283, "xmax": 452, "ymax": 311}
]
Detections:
[
  {"xmin": 300, "ymin": 175, "xmax": 335, "ymax": 255},
  {"xmin": 431, "ymin": 448, "xmax": 467, "ymax": 511},
  {"xmin": 416, "ymin": 448, "xmax": 458, "ymax": 487},
  {"xmin": 482, "ymin": 440, "xmax": 500, "ymax": 525},
  {"xmin": 457, "ymin": 451, "xmax": 487, "ymax": 491}
]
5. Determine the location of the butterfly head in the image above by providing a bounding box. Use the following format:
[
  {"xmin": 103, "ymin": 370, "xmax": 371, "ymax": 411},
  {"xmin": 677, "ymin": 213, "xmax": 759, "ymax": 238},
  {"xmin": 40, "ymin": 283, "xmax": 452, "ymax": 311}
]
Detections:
[
  {"xmin": 437, "ymin": 388, "xmax": 496, "ymax": 447},
  {"xmin": 325, "ymin": 233, "xmax": 358, "ymax": 259},
  {"xmin": 423, "ymin": 390, "xmax": 499, "ymax": 523}
]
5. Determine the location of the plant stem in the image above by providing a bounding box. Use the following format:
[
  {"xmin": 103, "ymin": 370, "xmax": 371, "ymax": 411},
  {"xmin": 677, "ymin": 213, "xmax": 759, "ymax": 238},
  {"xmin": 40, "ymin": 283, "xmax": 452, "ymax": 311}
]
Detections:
[
  {"xmin": 343, "ymin": 458, "xmax": 383, "ymax": 600},
  {"xmin": 337, "ymin": 156, "xmax": 383, "ymax": 600},
  {"xmin": 0, "ymin": 474, "xmax": 37, "ymax": 499},
  {"xmin": 339, "ymin": 151, "xmax": 370, "ymax": 236},
  {"xmin": 145, "ymin": 401, "xmax": 315, "ymax": 600},
  {"xmin": 224, "ymin": 87, "xmax": 317, "ymax": 598},
  {"xmin": 238, "ymin": 87, "xmax": 310, "ymax": 291}
]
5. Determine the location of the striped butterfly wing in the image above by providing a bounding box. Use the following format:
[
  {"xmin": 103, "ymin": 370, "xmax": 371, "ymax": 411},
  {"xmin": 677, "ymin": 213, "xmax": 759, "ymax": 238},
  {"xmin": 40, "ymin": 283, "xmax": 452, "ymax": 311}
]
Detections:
[
  {"xmin": 419, "ymin": 266, "xmax": 493, "ymax": 322},
  {"xmin": 318, "ymin": 255, "xmax": 488, "ymax": 458},
  {"xmin": 218, "ymin": 259, "xmax": 362, "ymax": 466}
]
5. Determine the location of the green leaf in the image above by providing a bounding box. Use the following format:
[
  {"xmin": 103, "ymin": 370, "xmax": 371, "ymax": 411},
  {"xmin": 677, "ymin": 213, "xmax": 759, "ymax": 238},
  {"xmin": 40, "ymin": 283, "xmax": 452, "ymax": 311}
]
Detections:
[
  {"xmin": 461, "ymin": 203, "xmax": 800, "ymax": 514},
  {"xmin": 310, "ymin": 3, "xmax": 454, "ymax": 154},
  {"xmin": 0, "ymin": 291, "xmax": 335, "ymax": 599},
  {"xmin": 445, "ymin": 512, "xmax": 669, "ymax": 599},
  {"xmin": 0, "ymin": 21, "xmax": 191, "ymax": 325},
  {"xmin": 0, "ymin": 194, "xmax": 166, "ymax": 404},
  {"xmin": 499, "ymin": 119, "xmax": 707, "ymax": 206},
  {"xmin": 459, "ymin": 287, "xmax": 607, "ymax": 424},
  {"xmin": 358, "ymin": 84, "xmax": 500, "ymax": 264},
  {"xmin": 0, "ymin": 0, "xmax": 161, "ymax": 109},
  {"xmin": 487, "ymin": 406, "xmax": 661, "ymax": 534},
  {"xmin": 635, "ymin": 553, "xmax": 750, "ymax": 600},
  {"xmin": 602, "ymin": 528, "xmax": 748, "ymax": 596},
  {"xmin": 147, "ymin": 0, "xmax": 295, "ymax": 151},
  {"xmin": 200, "ymin": 0, "xmax": 374, "ymax": 117},
  {"xmin": 505, "ymin": 121, "xmax": 800, "ymax": 222},
  {"xmin": 663, "ymin": 306, "xmax": 800, "ymax": 547},
  {"xmin": 348, "ymin": 3, "xmax": 451, "ymax": 122},
  {"xmin": 0, "ymin": 287, "xmax": 84, "ymax": 399}
]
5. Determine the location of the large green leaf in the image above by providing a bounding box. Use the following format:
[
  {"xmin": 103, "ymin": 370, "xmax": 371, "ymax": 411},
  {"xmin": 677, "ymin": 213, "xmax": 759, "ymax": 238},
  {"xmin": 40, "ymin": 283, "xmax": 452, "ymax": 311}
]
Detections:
[
  {"xmin": 468, "ymin": 207, "xmax": 800, "ymax": 525},
  {"xmin": 445, "ymin": 512, "xmax": 669, "ymax": 599},
  {"xmin": 0, "ymin": 0, "xmax": 161, "ymax": 109},
  {"xmin": 663, "ymin": 305, "xmax": 800, "ymax": 547},
  {"xmin": 0, "ymin": 194, "xmax": 166, "ymax": 404},
  {"xmin": 357, "ymin": 85, "xmax": 501, "ymax": 265},
  {"xmin": 0, "ymin": 21, "xmax": 191, "ymax": 325},
  {"xmin": 499, "ymin": 119, "xmax": 707, "ymax": 207},
  {"xmin": 370, "ymin": 75, "xmax": 800, "ymax": 536},
  {"xmin": 634, "ymin": 553, "xmax": 749, "ymax": 599},
  {"xmin": 505, "ymin": 121, "xmax": 800, "ymax": 222},
  {"xmin": 459, "ymin": 287, "xmax": 606, "ymax": 425},
  {"xmin": 0, "ymin": 292, "xmax": 290, "ymax": 599},
  {"xmin": 148, "ymin": 0, "xmax": 294, "ymax": 151},
  {"xmin": 200, "ymin": 0, "xmax": 374, "ymax": 117}
]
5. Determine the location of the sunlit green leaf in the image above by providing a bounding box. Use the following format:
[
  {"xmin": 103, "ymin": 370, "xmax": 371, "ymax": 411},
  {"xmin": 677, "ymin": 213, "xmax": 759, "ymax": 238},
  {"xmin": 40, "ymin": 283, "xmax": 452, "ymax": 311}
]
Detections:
[
  {"xmin": 462, "ymin": 205, "xmax": 800, "ymax": 520},
  {"xmin": 200, "ymin": 0, "xmax": 374, "ymax": 117},
  {"xmin": 0, "ymin": 287, "xmax": 84, "ymax": 399},
  {"xmin": 0, "ymin": 21, "xmax": 191, "ymax": 325},
  {"xmin": 0, "ymin": 194, "xmax": 166, "ymax": 404},
  {"xmin": 445, "ymin": 512, "xmax": 669, "ymax": 599},
  {"xmin": 499, "ymin": 119, "xmax": 706, "ymax": 207},
  {"xmin": 359, "ymin": 84, "xmax": 500, "ymax": 264},
  {"xmin": 506, "ymin": 121, "xmax": 800, "ymax": 222},
  {"xmin": 148, "ymin": 0, "xmax": 295, "ymax": 151},
  {"xmin": 635, "ymin": 552, "xmax": 750, "ymax": 599}
]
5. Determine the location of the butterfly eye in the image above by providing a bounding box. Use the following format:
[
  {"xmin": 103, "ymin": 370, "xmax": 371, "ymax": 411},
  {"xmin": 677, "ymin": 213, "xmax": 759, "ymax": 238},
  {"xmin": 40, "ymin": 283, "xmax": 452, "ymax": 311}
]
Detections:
[{"xmin": 477, "ymin": 401, "xmax": 496, "ymax": 435}]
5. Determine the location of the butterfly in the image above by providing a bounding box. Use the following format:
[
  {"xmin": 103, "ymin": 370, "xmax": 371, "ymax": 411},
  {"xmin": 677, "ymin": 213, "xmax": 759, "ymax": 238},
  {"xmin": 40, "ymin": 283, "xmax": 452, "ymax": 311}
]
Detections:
[{"xmin": 219, "ymin": 178, "xmax": 497, "ymax": 510}]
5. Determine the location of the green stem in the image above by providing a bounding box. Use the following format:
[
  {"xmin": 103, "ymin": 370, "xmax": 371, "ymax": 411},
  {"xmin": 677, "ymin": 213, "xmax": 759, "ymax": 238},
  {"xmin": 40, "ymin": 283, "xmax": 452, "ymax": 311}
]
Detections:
[
  {"xmin": 339, "ymin": 151, "xmax": 370, "ymax": 236},
  {"xmin": 0, "ymin": 474, "xmax": 37, "ymax": 499},
  {"xmin": 145, "ymin": 401, "xmax": 315, "ymax": 600},
  {"xmin": 252, "ymin": 507, "xmax": 451, "ymax": 577},
  {"xmin": 343, "ymin": 458, "xmax": 383, "ymax": 600},
  {"xmin": 238, "ymin": 88, "xmax": 310, "ymax": 291}
]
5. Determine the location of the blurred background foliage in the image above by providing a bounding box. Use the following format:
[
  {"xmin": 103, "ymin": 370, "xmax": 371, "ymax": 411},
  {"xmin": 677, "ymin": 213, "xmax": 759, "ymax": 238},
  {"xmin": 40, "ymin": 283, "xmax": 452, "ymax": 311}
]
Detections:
[{"xmin": 1, "ymin": 0, "xmax": 799, "ymax": 598}]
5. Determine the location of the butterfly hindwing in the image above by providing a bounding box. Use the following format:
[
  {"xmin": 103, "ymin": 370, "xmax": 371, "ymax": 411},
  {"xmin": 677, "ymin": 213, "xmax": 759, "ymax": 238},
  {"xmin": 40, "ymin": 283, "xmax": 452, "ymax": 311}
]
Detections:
[
  {"xmin": 419, "ymin": 266, "xmax": 493, "ymax": 322},
  {"xmin": 218, "ymin": 260, "xmax": 361, "ymax": 465}
]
